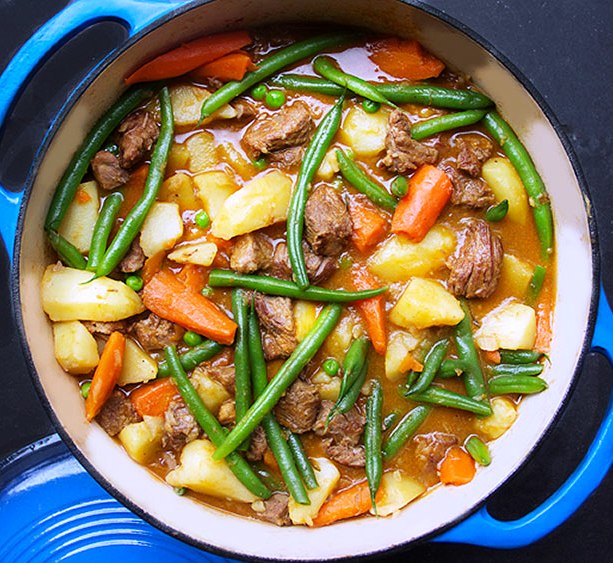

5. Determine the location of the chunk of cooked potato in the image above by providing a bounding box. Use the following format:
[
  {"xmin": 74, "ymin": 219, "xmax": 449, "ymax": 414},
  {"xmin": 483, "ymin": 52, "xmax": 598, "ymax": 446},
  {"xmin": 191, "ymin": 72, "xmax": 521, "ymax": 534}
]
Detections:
[
  {"xmin": 211, "ymin": 170, "xmax": 292, "ymax": 240},
  {"xmin": 311, "ymin": 370, "xmax": 341, "ymax": 401},
  {"xmin": 119, "ymin": 416, "xmax": 164, "ymax": 465},
  {"xmin": 294, "ymin": 301, "xmax": 319, "ymax": 342},
  {"xmin": 117, "ymin": 338, "xmax": 158, "ymax": 386},
  {"xmin": 158, "ymin": 173, "xmax": 199, "ymax": 210},
  {"xmin": 475, "ymin": 397, "xmax": 517, "ymax": 439},
  {"xmin": 168, "ymin": 241, "xmax": 218, "ymax": 266},
  {"xmin": 52, "ymin": 321, "xmax": 99, "ymax": 374},
  {"xmin": 324, "ymin": 312, "xmax": 364, "ymax": 358},
  {"xmin": 385, "ymin": 330, "xmax": 421, "ymax": 381},
  {"xmin": 42, "ymin": 264, "xmax": 145, "ymax": 321},
  {"xmin": 194, "ymin": 170, "xmax": 239, "ymax": 220},
  {"xmin": 369, "ymin": 470, "xmax": 425, "ymax": 517},
  {"xmin": 316, "ymin": 146, "xmax": 340, "ymax": 180},
  {"xmin": 217, "ymin": 143, "xmax": 257, "ymax": 179},
  {"xmin": 474, "ymin": 301, "xmax": 536, "ymax": 351},
  {"xmin": 481, "ymin": 157, "xmax": 529, "ymax": 224},
  {"xmin": 169, "ymin": 83, "xmax": 237, "ymax": 127},
  {"xmin": 57, "ymin": 181, "xmax": 99, "ymax": 254},
  {"xmin": 139, "ymin": 201, "xmax": 184, "ymax": 258},
  {"xmin": 340, "ymin": 106, "xmax": 389, "ymax": 157},
  {"xmin": 499, "ymin": 254, "xmax": 534, "ymax": 299},
  {"xmin": 390, "ymin": 278, "xmax": 465, "ymax": 329},
  {"xmin": 191, "ymin": 367, "xmax": 231, "ymax": 414},
  {"xmin": 186, "ymin": 131, "xmax": 218, "ymax": 174}
]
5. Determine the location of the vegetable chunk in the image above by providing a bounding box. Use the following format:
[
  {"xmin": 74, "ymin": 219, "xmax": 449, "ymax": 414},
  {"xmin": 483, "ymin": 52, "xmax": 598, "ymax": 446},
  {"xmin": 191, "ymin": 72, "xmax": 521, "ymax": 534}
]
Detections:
[
  {"xmin": 139, "ymin": 201, "xmax": 184, "ymax": 258},
  {"xmin": 369, "ymin": 470, "xmax": 425, "ymax": 516},
  {"xmin": 475, "ymin": 397, "xmax": 517, "ymax": 439},
  {"xmin": 117, "ymin": 338, "xmax": 158, "ymax": 386},
  {"xmin": 119, "ymin": 416, "xmax": 164, "ymax": 464},
  {"xmin": 340, "ymin": 106, "xmax": 389, "ymax": 157},
  {"xmin": 194, "ymin": 170, "xmax": 239, "ymax": 220},
  {"xmin": 52, "ymin": 321, "xmax": 99, "ymax": 374},
  {"xmin": 168, "ymin": 241, "xmax": 218, "ymax": 266},
  {"xmin": 481, "ymin": 157, "xmax": 529, "ymax": 224},
  {"xmin": 474, "ymin": 301, "xmax": 536, "ymax": 351},
  {"xmin": 57, "ymin": 181, "xmax": 99, "ymax": 254},
  {"xmin": 169, "ymin": 84, "xmax": 237, "ymax": 127}
]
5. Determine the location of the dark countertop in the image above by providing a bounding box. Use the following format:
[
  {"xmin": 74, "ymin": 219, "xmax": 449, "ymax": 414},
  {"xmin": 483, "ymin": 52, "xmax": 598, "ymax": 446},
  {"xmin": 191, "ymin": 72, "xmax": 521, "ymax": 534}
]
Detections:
[{"xmin": 0, "ymin": 0, "xmax": 611, "ymax": 561}]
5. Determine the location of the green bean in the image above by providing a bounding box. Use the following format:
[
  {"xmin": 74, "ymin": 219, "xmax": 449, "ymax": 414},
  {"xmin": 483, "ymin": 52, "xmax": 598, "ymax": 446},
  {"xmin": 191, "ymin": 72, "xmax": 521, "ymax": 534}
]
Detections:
[
  {"xmin": 465, "ymin": 436, "xmax": 491, "ymax": 466},
  {"xmin": 528, "ymin": 265, "xmax": 547, "ymax": 302},
  {"xmin": 336, "ymin": 149, "xmax": 398, "ymax": 211},
  {"xmin": 454, "ymin": 301, "xmax": 487, "ymax": 401},
  {"xmin": 287, "ymin": 433, "xmax": 319, "ymax": 490},
  {"xmin": 382, "ymin": 412, "xmax": 399, "ymax": 431},
  {"xmin": 97, "ymin": 87, "xmax": 173, "ymax": 277},
  {"xmin": 365, "ymin": 380, "xmax": 383, "ymax": 512},
  {"xmin": 332, "ymin": 360, "xmax": 368, "ymax": 418},
  {"xmin": 485, "ymin": 199, "xmax": 509, "ymax": 223},
  {"xmin": 163, "ymin": 346, "xmax": 270, "ymax": 499},
  {"xmin": 482, "ymin": 111, "xmax": 554, "ymax": 258},
  {"xmin": 313, "ymin": 56, "xmax": 394, "ymax": 107},
  {"xmin": 200, "ymin": 33, "xmax": 355, "ymax": 120},
  {"xmin": 86, "ymin": 192, "xmax": 123, "ymax": 272},
  {"xmin": 157, "ymin": 340, "xmax": 223, "ymax": 377},
  {"xmin": 491, "ymin": 363, "xmax": 544, "ymax": 377},
  {"xmin": 406, "ymin": 386, "xmax": 492, "ymax": 417},
  {"xmin": 406, "ymin": 370, "xmax": 419, "ymax": 388},
  {"xmin": 383, "ymin": 405, "xmax": 431, "ymax": 460},
  {"xmin": 213, "ymin": 304, "xmax": 342, "ymax": 460},
  {"xmin": 409, "ymin": 338, "xmax": 449, "ymax": 395},
  {"xmin": 45, "ymin": 85, "xmax": 156, "ymax": 232},
  {"xmin": 499, "ymin": 349, "xmax": 545, "ymax": 364},
  {"xmin": 437, "ymin": 358, "xmax": 468, "ymax": 379},
  {"xmin": 288, "ymin": 94, "xmax": 345, "ymax": 289},
  {"xmin": 268, "ymin": 74, "xmax": 345, "ymax": 96},
  {"xmin": 248, "ymin": 308, "xmax": 310, "ymax": 504},
  {"xmin": 232, "ymin": 290, "xmax": 252, "ymax": 436},
  {"xmin": 488, "ymin": 375, "xmax": 548, "ymax": 395},
  {"xmin": 47, "ymin": 231, "xmax": 87, "ymax": 270},
  {"xmin": 207, "ymin": 269, "xmax": 387, "ymax": 302},
  {"xmin": 411, "ymin": 109, "xmax": 487, "ymax": 141},
  {"xmin": 254, "ymin": 465, "xmax": 285, "ymax": 492}
]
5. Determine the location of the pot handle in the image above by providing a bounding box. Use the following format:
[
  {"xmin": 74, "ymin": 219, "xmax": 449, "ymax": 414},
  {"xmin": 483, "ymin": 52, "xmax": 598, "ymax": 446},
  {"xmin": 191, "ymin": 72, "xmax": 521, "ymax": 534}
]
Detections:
[
  {"xmin": 0, "ymin": 0, "xmax": 184, "ymax": 261},
  {"xmin": 436, "ymin": 283, "xmax": 613, "ymax": 548}
]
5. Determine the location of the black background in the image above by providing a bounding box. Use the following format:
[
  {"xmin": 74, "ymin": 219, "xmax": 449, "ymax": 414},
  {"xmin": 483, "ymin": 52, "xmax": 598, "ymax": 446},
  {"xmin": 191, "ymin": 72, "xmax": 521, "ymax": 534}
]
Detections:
[{"xmin": 0, "ymin": 0, "xmax": 611, "ymax": 561}]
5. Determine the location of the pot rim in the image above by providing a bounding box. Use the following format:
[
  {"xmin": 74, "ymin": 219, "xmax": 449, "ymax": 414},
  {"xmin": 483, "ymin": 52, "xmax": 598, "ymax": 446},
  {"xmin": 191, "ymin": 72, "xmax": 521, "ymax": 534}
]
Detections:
[{"xmin": 9, "ymin": 0, "xmax": 601, "ymax": 560}]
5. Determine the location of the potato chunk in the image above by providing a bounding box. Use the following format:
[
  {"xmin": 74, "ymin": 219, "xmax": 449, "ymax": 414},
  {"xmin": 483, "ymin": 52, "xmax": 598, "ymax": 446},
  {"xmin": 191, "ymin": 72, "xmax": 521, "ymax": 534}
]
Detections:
[
  {"xmin": 42, "ymin": 264, "xmax": 145, "ymax": 321},
  {"xmin": 186, "ymin": 131, "xmax": 218, "ymax": 173},
  {"xmin": 475, "ymin": 397, "xmax": 517, "ymax": 439},
  {"xmin": 474, "ymin": 301, "xmax": 536, "ymax": 351},
  {"xmin": 499, "ymin": 254, "xmax": 534, "ymax": 298},
  {"xmin": 52, "ymin": 321, "xmax": 99, "ymax": 374},
  {"xmin": 481, "ymin": 157, "xmax": 529, "ymax": 224},
  {"xmin": 57, "ymin": 181, "xmax": 99, "ymax": 253},
  {"xmin": 316, "ymin": 147, "xmax": 340, "ymax": 180},
  {"xmin": 169, "ymin": 83, "xmax": 237, "ymax": 127},
  {"xmin": 385, "ymin": 331, "xmax": 421, "ymax": 381},
  {"xmin": 294, "ymin": 301, "xmax": 319, "ymax": 342},
  {"xmin": 311, "ymin": 370, "xmax": 341, "ymax": 401},
  {"xmin": 211, "ymin": 170, "xmax": 292, "ymax": 240},
  {"xmin": 390, "ymin": 278, "xmax": 465, "ymax": 329},
  {"xmin": 340, "ymin": 106, "xmax": 389, "ymax": 157},
  {"xmin": 168, "ymin": 241, "xmax": 218, "ymax": 266},
  {"xmin": 369, "ymin": 470, "xmax": 425, "ymax": 517},
  {"xmin": 158, "ymin": 173, "xmax": 199, "ymax": 210},
  {"xmin": 368, "ymin": 226, "xmax": 456, "ymax": 283},
  {"xmin": 119, "ymin": 416, "xmax": 164, "ymax": 465},
  {"xmin": 166, "ymin": 439, "xmax": 258, "ymax": 502},
  {"xmin": 191, "ymin": 367, "xmax": 231, "ymax": 414},
  {"xmin": 117, "ymin": 338, "xmax": 158, "ymax": 386},
  {"xmin": 194, "ymin": 171, "xmax": 239, "ymax": 220},
  {"xmin": 139, "ymin": 202, "xmax": 184, "ymax": 258}
]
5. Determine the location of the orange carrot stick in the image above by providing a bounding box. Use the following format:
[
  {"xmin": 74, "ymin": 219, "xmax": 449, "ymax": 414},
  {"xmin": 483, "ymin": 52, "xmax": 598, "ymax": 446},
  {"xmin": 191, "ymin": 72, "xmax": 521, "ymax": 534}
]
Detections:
[
  {"xmin": 176, "ymin": 263, "xmax": 208, "ymax": 293},
  {"xmin": 535, "ymin": 299, "xmax": 553, "ymax": 352},
  {"xmin": 439, "ymin": 446, "xmax": 476, "ymax": 485},
  {"xmin": 125, "ymin": 31, "xmax": 252, "ymax": 84},
  {"xmin": 351, "ymin": 267, "xmax": 387, "ymax": 355},
  {"xmin": 191, "ymin": 51, "xmax": 254, "ymax": 82},
  {"xmin": 483, "ymin": 350, "xmax": 501, "ymax": 365},
  {"xmin": 369, "ymin": 38, "xmax": 445, "ymax": 80},
  {"xmin": 141, "ymin": 251, "xmax": 166, "ymax": 284},
  {"xmin": 142, "ymin": 269, "xmax": 237, "ymax": 345},
  {"xmin": 400, "ymin": 353, "xmax": 424, "ymax": 373},
  {"xmin": 348, "ymin": 198, "xmax": 388, "ymax": 253},
  {"xmin": 312, "ymin": 479, "xmax": 383, "ymax": 527},
  {"xmin": 130, "ymin": 378, "xmax": 179, "ymax": 418},
  {"xmin": 85, "ymin": 332, "xmax": 126, "ymax": 421},
  {"xmin": 391, "ymin": 164, "xmax": 452, "ymax": 242}
]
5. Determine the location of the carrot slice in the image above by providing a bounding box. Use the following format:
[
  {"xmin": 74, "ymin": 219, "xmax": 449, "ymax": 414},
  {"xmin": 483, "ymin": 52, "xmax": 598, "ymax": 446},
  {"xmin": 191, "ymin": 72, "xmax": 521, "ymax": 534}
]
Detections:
[
  {"xmin": 176, "ymin": 263, "xmax": 208, "ymax": 293},
  {"xmin": 191, "ymin": 51, "xmax": 254, "ymax": 82},
  {"xmin": 312, "ymin": 479, "xmax": 384, "ymax": 527},
  {"xmin": 400, "ymin": 353, "xmax": 424, "ymax": 373},
  {"xmin": 142, "ymin": 269, "xmax": 237, "ymax": 345},
  {"xmin": 391, "ymin": 164, "xmax": 452, "ymax": 242},
  {"xmin": 141, "ymin": 251, "xmax": 166, "ymax": 284},
  {"xmin": 130, "ymin": 378, "xmax": 179, "ymax": 418},
  {"xmin": 535, "ymin": 299, "xmax": 553, "ymax": 352},
  {"xmin": 348, "ymin": 198, "xmax": 388, "ymax": 253},
  {"xmin": 85, "ymin": 332, "xmax": 126, "ymax": 421},
  {"xmin": 75, "ymin": 186, "xmax": 92, "ymax": 204},
  {"xmin": 351, "ymin": 267, "xmax": 387, "ymax": 355},
  {"xmin": 483, "ymin": 350, "xmax": 501, "ymax": 364},
  {"xmin": 125, "ymin": 30, "xmax": 252, "ymax": 84},
  {"xmin": 370, "ymin": 38, "xmax": 445, "ymax": 80},
  {"xmin": 439, "ymin": 446, "xmax": 476, "ymax": 485}
]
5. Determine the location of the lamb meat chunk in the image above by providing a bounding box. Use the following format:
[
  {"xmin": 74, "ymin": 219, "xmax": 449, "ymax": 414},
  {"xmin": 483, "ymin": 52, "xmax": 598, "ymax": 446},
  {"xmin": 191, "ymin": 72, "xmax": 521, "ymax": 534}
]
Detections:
[
  {"xmin": 313, "ymin": 400, "xmax": 365, "ymax": 447},
  {"xmin": 245, "ymin": 426, "xmax": 268, "ymax": 462},
  {"xmin": 414, "ymin": 432, "xmax": 458, "ymax": 485},
  {"xmin": 382, "ymin": 109, "xmax": 438, "ymax": 174},
  {"xmin": 274, "ymin": 379, "xmax": 321, "ymax": 434},
  {"xmin": 231, "ymin": 98, "xmax": 257, "ymax": 122},
  {"xmin": 162, "ymin": 398, "xmax": 200, "ymax": 451},
  {"xmin": 254, "ymin": 293, "xmax": 297, "ymax": 361},
  {"xmin": 269, "ymin": 242, "xmax": 337, "ymax": 285},
  {"xmin": 129, "ymin": 312, "xmax": 183, "ymax": 350},
  {"xmin": 447, "ymin": 218, "xmax": 503, "ymax": 299},
  {"xmin": 258, "ymin": 493, "xmax": 291, "ymax": 527},
  {"xmin": 204, "ymin": 365, "xmax": 236, "ymax": 394},
  {"xmin": 91, "ymin": 150, "xmax": 129, "ymax": 191},
  {"xmin": 456, "ymin": 136, "xmax": 493, "ymax": 177},
  {"xmin": 447, "ymin": 167, "xmax": 496, "ymax": 209},
  {"xmin": 230, "ymin": 233, "xmax": 273, "ymax": 273},
  {"xmin": 118, "ymin": 237, "xmax": 145, "ymax": 273},
  {"xmin": 304, "ymin": 185, "xmax": 352, "ymax": 257},
  {"xmin": 323, "ymin": 439, "xmax": 366, "ymax": 468},
  {"xmin": 267, "ymin": 146, "xmax": 304, "ymax": 169},
  {"xmin": 218, "ymin": 399, "xmax": 236, "ymax": 426},
  {"xmin": 117, "ymin": 109, "xmax": 159, "ymax": 169},
  {"xmin": 82, "ymin": 320, "xmax": 128, "ymax": 337},
  {"xmin": 242, "ymin": 101, "xmax": 313, "ymax": 158},
  {"xmin": 95, "ymin": 389, "xmax": 141, "ymax": 437}
]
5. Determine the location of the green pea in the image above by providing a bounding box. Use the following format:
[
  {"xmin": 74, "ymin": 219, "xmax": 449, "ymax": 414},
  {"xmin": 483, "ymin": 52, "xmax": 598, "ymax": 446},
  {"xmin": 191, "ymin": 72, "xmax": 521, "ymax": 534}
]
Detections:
[
  {"xmin": 194, "ymin": 210, "xmax": 210, "ymax": 229},
  {"xmin": 265, "ymin": 89, "xmax": 286, "ymax": 109},
  {"xmin": 125, "ymin": 275, "xmax": 144, "ymax": 292},
  {"xmin": 485, "ymin": 199, "xmax": 509, "ymax": 222},
  {"xmin": 80, "ymin": 381, "xmax": 91, "ymax": 399},
  {"xmin": 253, "ymin": 157, "xmax": 267, "ymax": 171},
  {"xmin": 103, "ymin": 142, "xmax": 120, "ymax": 157},
  {"xmin": 362, "ymin": 99, "xmax": 381, "ymax": 113},
  {"xmin": 391, "ymin": 176, "xmax": 408, "ymax": 198},
  {"xmin": 173, "ymin": 486, "xmax": 187, "ymax": 496},
  {"xmin": 183, "ymin": 331, "xmax": 204, "ymax": 347},
  {"xmin": 251, "ymin": 84, "xmax": 267, "ymax": 100},
  {"xmin": 323, "ymin": 358, "xmax": 340, "ymax": 376},
  {"xmin": 339, "ymin": 255, "xmax": 353, "ymax": 270},
  {"xmin": 201, "ymin": 286, "xmax": 214, "ymax": 298}
]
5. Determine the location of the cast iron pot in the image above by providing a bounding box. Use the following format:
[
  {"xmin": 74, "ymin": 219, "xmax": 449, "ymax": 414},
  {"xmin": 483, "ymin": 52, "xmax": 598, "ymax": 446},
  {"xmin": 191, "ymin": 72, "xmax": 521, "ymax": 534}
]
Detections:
[{"xmin": 0, "ymin": 0, "xmax": 611, "ymax": 560}]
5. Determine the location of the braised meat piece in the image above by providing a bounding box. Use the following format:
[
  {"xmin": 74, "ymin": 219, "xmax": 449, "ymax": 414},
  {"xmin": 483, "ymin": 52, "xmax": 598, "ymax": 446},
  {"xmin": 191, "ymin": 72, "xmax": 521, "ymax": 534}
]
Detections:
[
  {"xmin": 91, "ymin": 150, "xmax": 129, "ymax": 191},
  {"xmin": 267, "ymin": 146, "xmax": 304, "ymax": 169},
  {"xmin": 324, "ymin": 440, "xmax": 366, "ymax": 468},
  {"xmin": 129, "ymin": 312, "xmax": 183, "ymax": 350},
  {"xmin": 83, "ymin": 320, "xmax": 128, "ymax": 337},
  {"xmin": 245, "ymin": 426, "xmax": 268, "ymax": 462},
  {"xmin": 242, "ymin": 101, "xmax": 314, "ymax": 159},
  {"xmin": 456, "ymin": 136, "xmax": 493, "ymax": 177},
  {"xmin": 447, "ymin": 219, "xmax": 503, "ymax": 299},
  {"xmin": 217, "ymin": 399, "xmax": 236, "ymax": 426},
  {"xmin": 257, "ymin": 493, "xmax": 291, "ymax": 527},
  {"xmin": 269, "ymin": 242, "xmax": 337, "ymax": 285},
  {"xmin": 95, "ymin": 389, "xmax": 141, "ymax": 436},
  {"xmin": 254, "ymin": 293, "xmax": 297, "ymax": 361},
  {"xmin": 162, "ymin": 398, "xmax": 200, "ymax": 451},
  {"xmin": 118, "ymin": 237, "xmax": 146, "ymax": 273},
  {"xmin": 304, "ymin": 185, "xmax": 352, "ymax": 257},
  {"xmin": 414, "ymin": 432, "xmax": 458, "ymax": 486},
  {"xmin": 382, "ymin": 109, "xmax": 438, "ymax": 174},
  {"xmin": 231, "ymin": 99, "xmax": 257, "ymax": 122},
  {"xmin": 447, "ymin": 167, "xmax": 496, "ymax": 209},
  {"xmin": 230, "ymin": 233, "xmax": 273, "ymax": 274},
  {"xmin": 204, "ymin": 365, "xmax": 236, "ymax": 394},
  {"xmin": 274, "ymin": 379, "xmax": 321, "ymax": 434},
  {"xmin": 117, "ymin": 109, "xmax": 160, "ymax": 168}
]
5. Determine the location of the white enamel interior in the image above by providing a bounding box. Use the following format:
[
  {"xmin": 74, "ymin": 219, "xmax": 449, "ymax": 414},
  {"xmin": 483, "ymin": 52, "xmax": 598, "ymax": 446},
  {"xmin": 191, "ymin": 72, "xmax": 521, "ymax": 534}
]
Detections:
[{"xmin": 17, "ymin": 0, "xmax": 594, "ymax": 560}]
